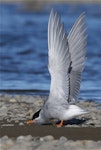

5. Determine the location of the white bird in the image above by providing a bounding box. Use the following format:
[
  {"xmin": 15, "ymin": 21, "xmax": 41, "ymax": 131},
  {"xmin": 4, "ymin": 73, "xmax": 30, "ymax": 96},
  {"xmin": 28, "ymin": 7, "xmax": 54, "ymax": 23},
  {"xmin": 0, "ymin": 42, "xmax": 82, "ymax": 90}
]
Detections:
[{"xmin": 27, "ymin": 9, "xmax": 88, "ymax": 127}]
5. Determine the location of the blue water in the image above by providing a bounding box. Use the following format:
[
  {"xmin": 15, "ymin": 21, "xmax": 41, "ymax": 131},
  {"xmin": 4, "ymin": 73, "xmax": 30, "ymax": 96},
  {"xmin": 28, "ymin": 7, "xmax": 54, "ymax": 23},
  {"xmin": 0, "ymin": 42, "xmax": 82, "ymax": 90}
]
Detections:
[{"xmin": 0, "ymin": 3, "xmax": 101, "ymax": 102}]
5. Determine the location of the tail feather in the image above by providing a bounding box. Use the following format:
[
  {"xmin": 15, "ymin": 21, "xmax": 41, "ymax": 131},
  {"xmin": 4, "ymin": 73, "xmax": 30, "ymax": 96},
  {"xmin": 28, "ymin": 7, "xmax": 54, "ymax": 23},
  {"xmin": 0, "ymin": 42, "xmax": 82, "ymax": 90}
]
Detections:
[{"xmin": 64, "ymin": 105, "xmax": 88, "ymax": 120}]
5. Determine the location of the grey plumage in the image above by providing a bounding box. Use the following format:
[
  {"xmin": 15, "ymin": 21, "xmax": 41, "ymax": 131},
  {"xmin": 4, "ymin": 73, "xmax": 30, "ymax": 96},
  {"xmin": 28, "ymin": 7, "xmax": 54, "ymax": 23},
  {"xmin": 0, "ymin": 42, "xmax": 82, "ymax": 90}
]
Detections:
[
  {"xmin": 48, "ymin": 9, "xmax": 87, "ymax": 103},
  {"xmin": 68, "ymin": 13, "xmax": 87, "ymax": 102},
  {"xmin": 48, "ymin": 8, "xmax": 70, "ymax": 102}
]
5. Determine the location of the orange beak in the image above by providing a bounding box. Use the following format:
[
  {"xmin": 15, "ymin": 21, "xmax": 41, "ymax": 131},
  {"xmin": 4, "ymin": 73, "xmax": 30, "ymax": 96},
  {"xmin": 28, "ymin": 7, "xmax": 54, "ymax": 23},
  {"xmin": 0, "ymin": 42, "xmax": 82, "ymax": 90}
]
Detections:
[{"xmin": 26, "ymin": 119, "xmax": 34, "ymax": 124}]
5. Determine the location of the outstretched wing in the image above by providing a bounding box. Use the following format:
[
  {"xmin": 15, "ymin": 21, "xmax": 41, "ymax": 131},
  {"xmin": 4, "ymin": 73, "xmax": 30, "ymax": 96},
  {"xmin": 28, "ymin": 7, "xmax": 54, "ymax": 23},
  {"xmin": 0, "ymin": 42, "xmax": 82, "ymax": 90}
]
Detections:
[
  {"xmin": 48, "ymin": 9, "xmax": 70, "ymax": 102},
  {"xmin": 68, "ymin": 13, "xmax": 87, "ymax": 103}
]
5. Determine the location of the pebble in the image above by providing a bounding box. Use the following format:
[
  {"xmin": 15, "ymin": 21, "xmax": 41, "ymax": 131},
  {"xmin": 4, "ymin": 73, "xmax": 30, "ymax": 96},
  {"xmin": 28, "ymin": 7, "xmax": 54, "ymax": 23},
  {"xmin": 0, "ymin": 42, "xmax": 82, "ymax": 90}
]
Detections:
[
  {"xmin": 19, "ymin": 122, "xmax": 24, "ymax": 126},
  {"xmin": 9, "ymin": 98, "xmax": 16, "ymax": 103},
  {"xmin": 2, "ymin": 124, "xmax": 14, "ymax": 126},
  {"xmin": 40, "ymin": 135, "xmax": 54, "ymax": 141},
  {"xmin": 0, "ymin": 106, "xmax": 7, "ymax": 116},
  {"xmin": 59, "ymin": 136, "xmax": 67, "ymax": 143},
  {"xmin": 17, "ymin": 136, "xmax": 25, "ymax": 142}
]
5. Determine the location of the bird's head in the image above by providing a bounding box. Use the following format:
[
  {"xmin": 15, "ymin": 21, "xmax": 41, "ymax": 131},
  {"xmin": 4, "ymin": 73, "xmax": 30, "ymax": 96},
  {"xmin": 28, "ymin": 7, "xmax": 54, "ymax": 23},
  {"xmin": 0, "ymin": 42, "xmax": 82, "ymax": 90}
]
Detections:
[{"xmin": 27, "ymin": 109, "xmax": 46, "ymax": 124}]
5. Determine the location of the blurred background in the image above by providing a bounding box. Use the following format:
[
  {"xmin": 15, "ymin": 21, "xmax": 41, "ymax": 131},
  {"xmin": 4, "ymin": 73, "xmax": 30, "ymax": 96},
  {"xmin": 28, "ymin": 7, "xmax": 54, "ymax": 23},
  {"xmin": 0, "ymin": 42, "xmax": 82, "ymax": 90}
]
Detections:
[{"xmin": 0, "ymin": 0, "xmax": 101, "ymax": 102}]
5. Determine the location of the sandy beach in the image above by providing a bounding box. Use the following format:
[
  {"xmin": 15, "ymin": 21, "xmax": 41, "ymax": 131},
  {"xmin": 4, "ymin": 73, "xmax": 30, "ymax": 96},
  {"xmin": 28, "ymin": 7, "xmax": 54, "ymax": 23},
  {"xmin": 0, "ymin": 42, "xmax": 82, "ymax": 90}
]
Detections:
[{"xmin": 0, "ymin": 94, "xmax": 101, "ymax": 149}]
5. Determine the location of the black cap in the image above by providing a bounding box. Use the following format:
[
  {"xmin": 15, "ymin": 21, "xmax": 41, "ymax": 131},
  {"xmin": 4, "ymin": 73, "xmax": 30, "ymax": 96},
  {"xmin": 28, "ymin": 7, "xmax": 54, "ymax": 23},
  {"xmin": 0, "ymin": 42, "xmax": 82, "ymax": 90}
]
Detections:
[{"xmin": 32, "ymin": 109, "xmax": 41, "ymax": 120}]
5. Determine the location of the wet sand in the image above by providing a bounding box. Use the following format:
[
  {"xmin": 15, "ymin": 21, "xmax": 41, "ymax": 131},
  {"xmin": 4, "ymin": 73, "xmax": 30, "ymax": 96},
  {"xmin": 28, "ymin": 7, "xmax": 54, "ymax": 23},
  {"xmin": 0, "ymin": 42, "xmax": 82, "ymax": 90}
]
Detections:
[{"xmin": 0, "ymin": 124, "xmax": 101, "ymax": 141}]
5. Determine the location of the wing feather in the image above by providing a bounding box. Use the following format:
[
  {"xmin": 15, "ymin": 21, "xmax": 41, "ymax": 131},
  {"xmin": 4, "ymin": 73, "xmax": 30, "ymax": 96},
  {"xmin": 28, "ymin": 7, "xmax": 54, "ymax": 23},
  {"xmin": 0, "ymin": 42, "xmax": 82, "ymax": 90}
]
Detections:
[
  {"xmin": 48, "ymin": 9, "xmax": 70, "ymax": 102},
  {"xmin": 48, "ymin": 9, "xmax": 87, "ymax": 104},
  {"xmin": 68, "ymin": 13, "xmax": 87, "ymax": 102}
]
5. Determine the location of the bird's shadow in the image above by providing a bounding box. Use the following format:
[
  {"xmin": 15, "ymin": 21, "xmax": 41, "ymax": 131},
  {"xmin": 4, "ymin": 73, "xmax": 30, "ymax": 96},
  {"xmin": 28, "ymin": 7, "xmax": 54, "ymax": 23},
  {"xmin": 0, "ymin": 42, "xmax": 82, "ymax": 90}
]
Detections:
[
  {"xmin": 56, "ymin": 118, "xmax": 89, "ymax": 126},
  {"xmin": 43, "ymin": 118, "xmax": 89, "ymax": 126}
]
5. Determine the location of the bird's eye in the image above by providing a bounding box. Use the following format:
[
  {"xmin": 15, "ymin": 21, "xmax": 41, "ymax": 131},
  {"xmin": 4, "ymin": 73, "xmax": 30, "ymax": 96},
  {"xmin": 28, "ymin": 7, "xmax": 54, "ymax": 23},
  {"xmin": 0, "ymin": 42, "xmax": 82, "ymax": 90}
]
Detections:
[{"xmin": 32, "ymin": 109, "xmax": 41, "ymax": 119}]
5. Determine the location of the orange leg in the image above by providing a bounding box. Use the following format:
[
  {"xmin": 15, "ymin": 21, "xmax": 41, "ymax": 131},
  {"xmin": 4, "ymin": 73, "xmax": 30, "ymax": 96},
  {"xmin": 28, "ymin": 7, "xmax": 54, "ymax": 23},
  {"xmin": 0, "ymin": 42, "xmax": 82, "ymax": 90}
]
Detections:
[{"xmin": 56, "ymin": 120, "xmax": 64, "ymax": 127}]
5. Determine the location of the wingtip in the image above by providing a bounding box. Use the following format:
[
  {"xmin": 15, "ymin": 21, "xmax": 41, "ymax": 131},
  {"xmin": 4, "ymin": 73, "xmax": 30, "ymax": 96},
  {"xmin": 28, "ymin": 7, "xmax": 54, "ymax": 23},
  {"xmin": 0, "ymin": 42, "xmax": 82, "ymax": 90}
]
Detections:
[
  {"xmin": 78, "ymin": 12, "xmax": 86, "ymax": 21},
  {"xmin": 50, "ymin": 8, "xmax": 59, "ymax": 19},
  {"xmin": 49, "ymin": 8, "xmax": 55, "ymax": 23},
  {"xmin": 81, "ymin": 11, "xmax": 86, "ymax": 16},
  {"xmin": 50, "ymin": 8, "xmax": 54, "ymax": 16}
]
